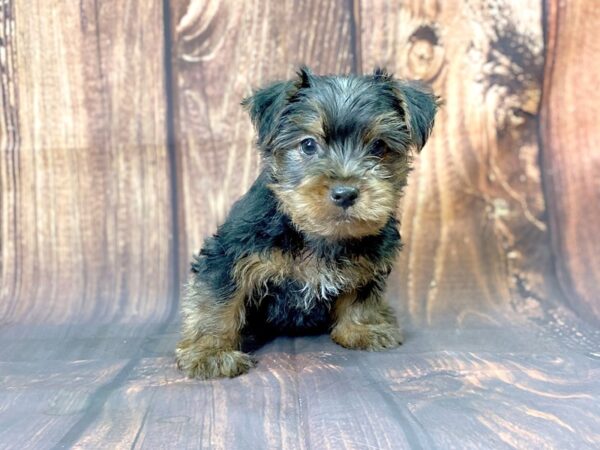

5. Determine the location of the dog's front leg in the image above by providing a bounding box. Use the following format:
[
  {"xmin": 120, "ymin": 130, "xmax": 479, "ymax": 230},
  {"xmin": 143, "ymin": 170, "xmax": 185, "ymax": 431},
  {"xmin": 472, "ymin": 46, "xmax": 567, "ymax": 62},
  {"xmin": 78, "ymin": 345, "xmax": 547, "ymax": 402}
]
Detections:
[
  {"xmin": 176, "ymin": 280, "xmax": 255, "ymax": 379},
  {"xmin": 331, "ymin": 279, "xmax": 403, "ymax": 351}
]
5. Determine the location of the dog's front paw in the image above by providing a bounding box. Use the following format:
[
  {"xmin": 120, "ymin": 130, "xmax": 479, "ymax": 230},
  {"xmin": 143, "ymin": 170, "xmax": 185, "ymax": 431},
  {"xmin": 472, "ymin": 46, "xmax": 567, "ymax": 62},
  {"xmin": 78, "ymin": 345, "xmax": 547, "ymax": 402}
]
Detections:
[
  {"xmin": 331, "ymin": 322, "xmax": 403, "ymax": 351},
  {"xmin": 176, "ymin": 344, "xmax": 256, "ymax": 379}
]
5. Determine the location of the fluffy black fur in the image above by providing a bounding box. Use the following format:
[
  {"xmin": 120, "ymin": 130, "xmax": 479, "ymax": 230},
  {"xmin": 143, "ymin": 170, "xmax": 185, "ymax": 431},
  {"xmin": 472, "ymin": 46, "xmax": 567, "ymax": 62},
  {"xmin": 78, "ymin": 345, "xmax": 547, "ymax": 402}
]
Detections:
[
  {"xmin": 245, "ymin": 67, "xmax": 437, "ymax": 158},
  {"xmin": 192, "ymin": 170, "xmax": 402, "ymax": 335},
  {"xmin": 177, "ymin": 67, "xmax": 439, "ymax": 379},
  {"xmin": 191, "ymin": 68, "xmax": 438, "ymax": 336}
]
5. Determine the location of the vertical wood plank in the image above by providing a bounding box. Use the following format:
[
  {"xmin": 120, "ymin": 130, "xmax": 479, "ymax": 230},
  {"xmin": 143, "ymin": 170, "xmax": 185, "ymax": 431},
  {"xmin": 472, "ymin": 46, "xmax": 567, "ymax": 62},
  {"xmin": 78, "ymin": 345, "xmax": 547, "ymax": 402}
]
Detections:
[
  {"xmin": 359, "ymin": 0, "xmax": 555, "ymax": 325},
  {"xmin": 170, "ymin": 0, "xmax": 356, "ymax": 259},
  {"xmin": 540, "ymin": 0, "xmax": 600, "ymax": 322},
  {"xmin": 0, "ymin": 1, "xmax": 174, "ymax": 324}
]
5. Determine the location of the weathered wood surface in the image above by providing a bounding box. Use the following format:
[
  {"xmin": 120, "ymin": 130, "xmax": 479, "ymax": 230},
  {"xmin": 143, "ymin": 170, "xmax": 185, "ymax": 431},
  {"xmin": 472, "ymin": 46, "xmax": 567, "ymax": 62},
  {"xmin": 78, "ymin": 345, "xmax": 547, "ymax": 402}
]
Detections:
[
  {"xmin": 0, "ymin": 0, "xmax": 599, "ymax": 449},
  {"xmin": 1, "ymin": 318, "xmax": 599, "ymax": 449},
  {"xmin": 360, "ymin": 0, "xmax": 555, "ymax": 326},
  {"xmin": 0, "ymin": 0, "xmax": 176, "ymax": 325},
  {"xmin": 540, "ymin": 0, "xmax": 600, "ymax": 322},
  {"xmin": 170, "ymin": 0, "xmax": 356, "ymax": 262}
]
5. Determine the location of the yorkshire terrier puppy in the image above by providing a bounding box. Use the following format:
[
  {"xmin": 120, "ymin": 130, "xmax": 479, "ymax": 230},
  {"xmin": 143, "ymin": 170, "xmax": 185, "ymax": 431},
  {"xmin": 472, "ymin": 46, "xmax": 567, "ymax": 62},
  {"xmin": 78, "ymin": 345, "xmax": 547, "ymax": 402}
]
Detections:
[{"xmin": 176, "ymin": 67, "xmax": 439, "ymax": 379}]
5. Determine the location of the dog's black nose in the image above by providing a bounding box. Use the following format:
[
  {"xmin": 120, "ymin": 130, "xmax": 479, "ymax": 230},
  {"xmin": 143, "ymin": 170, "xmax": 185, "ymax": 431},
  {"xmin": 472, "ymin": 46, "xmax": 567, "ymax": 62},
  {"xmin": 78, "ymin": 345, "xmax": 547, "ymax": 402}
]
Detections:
[{"xmin": 330, "ymin": 186, "xmax": 359, "ymax": 208}]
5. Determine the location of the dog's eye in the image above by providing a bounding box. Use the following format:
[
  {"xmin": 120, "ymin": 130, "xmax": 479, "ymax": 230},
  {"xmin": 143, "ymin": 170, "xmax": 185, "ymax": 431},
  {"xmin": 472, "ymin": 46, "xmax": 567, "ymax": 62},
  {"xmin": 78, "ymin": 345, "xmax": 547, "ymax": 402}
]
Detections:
[
  {"xmin": 300, "ymin": 138, "xmax": 318, "ymax": 156},
  {"xmin": 370, "ymin": 139, "xmax": 387, "ymax": 157}
]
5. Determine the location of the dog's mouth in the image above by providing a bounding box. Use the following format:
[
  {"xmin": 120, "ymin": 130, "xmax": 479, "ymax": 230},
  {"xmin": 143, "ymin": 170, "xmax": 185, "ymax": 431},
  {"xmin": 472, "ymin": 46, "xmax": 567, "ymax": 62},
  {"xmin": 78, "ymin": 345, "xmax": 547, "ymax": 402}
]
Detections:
[
  {"xmin": 287, "ymin": 204, "xmax": 388, "ymax": 239},
  {"xmin": 331, "ymin": 208, "xmax": 354, "ymax": 221},
  {"xmin": 329, "ymin": 199, "xmax": 375, "ymax": 222},
  {"xmin": 320, "ymin": 207, "xmax": 387, "ymax": 238},
  {"xmin": 330, "ymin": 211, "xmax": 370, "ymax": 227},
  {"xmin": 270, "ymin": 180, "xmax": 396, "ymax": 239}
]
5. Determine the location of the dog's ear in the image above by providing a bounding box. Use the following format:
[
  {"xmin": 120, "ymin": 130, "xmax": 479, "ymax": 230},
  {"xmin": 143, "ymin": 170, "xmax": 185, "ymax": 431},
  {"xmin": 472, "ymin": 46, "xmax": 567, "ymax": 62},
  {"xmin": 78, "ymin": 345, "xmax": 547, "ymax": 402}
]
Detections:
[
  {"xmin": 242, "ymin": 80, "xmax": 293, "ymax": 148},
  {"xmin": 395, "ymin": 81, "xmax": 440, "ymax": 151},
  {"xmin": 242, "ymin": 67, "xmax": 314, "ymax": 150},
  {"xmin": 296, "ymin": 65, "xmax": 314, "ymax": 89},
  {"xmin": 372, "ymin": 67, "xmax": 392, "ymax": 81}
]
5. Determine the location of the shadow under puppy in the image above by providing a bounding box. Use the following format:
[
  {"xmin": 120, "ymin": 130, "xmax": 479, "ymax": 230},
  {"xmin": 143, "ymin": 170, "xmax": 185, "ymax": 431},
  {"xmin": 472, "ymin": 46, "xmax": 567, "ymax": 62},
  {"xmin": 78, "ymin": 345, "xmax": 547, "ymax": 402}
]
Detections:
[{"xmin": 176, "ymin": 67, "xmax": 439, "ymax": 379}]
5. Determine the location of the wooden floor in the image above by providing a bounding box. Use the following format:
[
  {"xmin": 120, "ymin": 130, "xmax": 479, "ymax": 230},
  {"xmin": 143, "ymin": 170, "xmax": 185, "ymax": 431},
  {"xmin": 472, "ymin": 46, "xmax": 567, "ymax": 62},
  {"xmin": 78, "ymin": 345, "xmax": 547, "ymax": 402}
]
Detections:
[
  {"xmin": 2, "ymin": 301, "xmax": 599, "ymax": 449},
  {"xmin": 1, "ymin": 0, "xmax": 599, "ymax": 448}
]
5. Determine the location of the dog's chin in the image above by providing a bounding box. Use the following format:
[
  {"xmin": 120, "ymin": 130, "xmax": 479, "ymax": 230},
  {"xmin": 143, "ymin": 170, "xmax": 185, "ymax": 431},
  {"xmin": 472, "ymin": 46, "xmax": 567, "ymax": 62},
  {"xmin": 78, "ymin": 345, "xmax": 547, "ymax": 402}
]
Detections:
[
  {"xmin": 272, "ymin": 187, "xmax": 393, "ymax": 240},
  {"xmin": 297, "ymin": 213, "xmax": 388, "ymax": 240}
]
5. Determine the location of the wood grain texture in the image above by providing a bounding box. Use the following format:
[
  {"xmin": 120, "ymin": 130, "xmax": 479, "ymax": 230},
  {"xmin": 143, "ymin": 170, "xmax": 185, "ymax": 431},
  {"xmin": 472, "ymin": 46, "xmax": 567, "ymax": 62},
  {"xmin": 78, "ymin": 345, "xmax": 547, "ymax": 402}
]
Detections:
[
  {"xmin": 0, "ymin": 1, "xmax": 174, "ymax": 324},
  {"xmin": 359, "ymin": 0, "xmax": 557, "ymax": 326},
  {"xmin": 170, "ymin": 0, "xmax": 356, "ymax": 261},
  {"xmin": 1, "ymin": 320, "xmax": 599, "ymax": 449},
  {"xmin": 0, "ymin": 1, "xmax": 599, "ymax": 449},
  {"xmin": 540, "ymin": 0, "xmax": 600, "ymax": 322}
]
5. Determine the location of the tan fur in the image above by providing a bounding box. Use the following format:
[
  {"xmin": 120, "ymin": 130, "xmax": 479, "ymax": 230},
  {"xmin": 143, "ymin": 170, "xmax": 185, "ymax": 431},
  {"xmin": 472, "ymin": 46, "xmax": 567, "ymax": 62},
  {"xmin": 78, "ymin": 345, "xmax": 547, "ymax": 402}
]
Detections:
[
  {"xmin": 330, "ymin": 290, "xmax": 403, "ymax": 351},
  {"xmin": 363, "ymin": 111, "xmax": 405, "ymax": 143},
  {"xmin": 176, "ymin": 247, "xmax": 399, "ymax": 378},
  {"xmin": 235, "ymin": 249, "xmax": 394, "ymax": 300},
  {"xmin": 176, "ymin": 279, "xmax": 252, "ymax": 379},
  {"xmin": 270, "ymin": 174, "xmax": 398, "ymax": 239},
  {"xmin": 289, "ymin": 104, "xmax": 325, "ymax": 139}
]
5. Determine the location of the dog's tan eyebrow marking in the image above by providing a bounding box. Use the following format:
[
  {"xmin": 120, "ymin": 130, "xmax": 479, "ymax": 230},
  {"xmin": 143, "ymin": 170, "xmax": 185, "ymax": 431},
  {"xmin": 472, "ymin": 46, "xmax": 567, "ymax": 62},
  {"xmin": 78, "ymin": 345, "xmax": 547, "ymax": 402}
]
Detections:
[
  {"xmin": 363, "ymin": 111, "xmax": 405, "ymax": 143},
  {"xmin": 290, "ymin": 111, "xmax": 326, "ymax": 140}
]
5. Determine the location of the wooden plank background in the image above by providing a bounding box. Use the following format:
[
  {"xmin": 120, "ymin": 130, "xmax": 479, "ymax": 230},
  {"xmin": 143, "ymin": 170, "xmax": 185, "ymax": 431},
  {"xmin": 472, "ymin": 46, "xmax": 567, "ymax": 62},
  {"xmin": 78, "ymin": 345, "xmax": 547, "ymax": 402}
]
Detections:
[
  {"xmin": 360, "ymin": 0, "xmax": 552, "ymax": 325},
  {"xmin": 540, "ymin": 0, "xmax": 600, "ymax": 321},
  {"xmin": 0, "ymin": 0, "xmax": 598, "ymax": 325},
  {"xmin": 1, "ymin": 1, "xmax": 600, "ymax": 449},
  {"xmin": 1, "ymin": 0, "xmax": 177, "ymax": 325}
]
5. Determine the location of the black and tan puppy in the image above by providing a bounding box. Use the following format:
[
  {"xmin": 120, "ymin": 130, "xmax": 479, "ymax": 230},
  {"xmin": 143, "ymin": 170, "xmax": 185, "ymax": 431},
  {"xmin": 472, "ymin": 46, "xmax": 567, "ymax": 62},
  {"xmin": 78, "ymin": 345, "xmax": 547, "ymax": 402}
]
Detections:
[{"xmin": 176, "ymin": 67, "xmax": 438, "ymax": 379}]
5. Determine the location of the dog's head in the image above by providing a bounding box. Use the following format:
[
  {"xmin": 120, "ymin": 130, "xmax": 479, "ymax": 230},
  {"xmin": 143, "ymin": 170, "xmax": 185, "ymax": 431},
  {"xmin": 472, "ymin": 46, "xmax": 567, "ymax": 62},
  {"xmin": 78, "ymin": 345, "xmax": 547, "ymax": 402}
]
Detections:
[{"xmin": 243, "ymin": 67, "xmax": 439, "ymax": 239}]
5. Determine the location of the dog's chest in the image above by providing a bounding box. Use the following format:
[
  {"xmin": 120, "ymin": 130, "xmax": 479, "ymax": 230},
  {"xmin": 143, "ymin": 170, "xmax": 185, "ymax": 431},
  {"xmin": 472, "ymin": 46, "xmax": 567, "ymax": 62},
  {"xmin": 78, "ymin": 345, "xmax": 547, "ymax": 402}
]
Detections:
[
  {"xmin": 252, "ymin": 253, "xmax": 356, "ymax": 333},
  {"xmin": 245, "ymin": 250, "xmax": 378, "ymax": 334},
  {"xmin": 293, "ymin": 253, "xmax": 335, "ymax": 291},
  {"xmin": 281, "ymin": 251, "xmax": 370, "ymax": 309},
  {"xmin": 241, "ymin": 249, "xmax": 377, "ymax": 317}
]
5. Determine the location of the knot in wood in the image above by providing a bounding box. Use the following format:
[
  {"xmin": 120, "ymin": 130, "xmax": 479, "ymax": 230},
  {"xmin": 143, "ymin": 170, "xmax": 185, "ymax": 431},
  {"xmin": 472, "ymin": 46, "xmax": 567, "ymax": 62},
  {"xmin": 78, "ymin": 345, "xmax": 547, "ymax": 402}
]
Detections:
[{"xmin": 406, "ymin": 25, "xmax": 444, "ymax": 81}]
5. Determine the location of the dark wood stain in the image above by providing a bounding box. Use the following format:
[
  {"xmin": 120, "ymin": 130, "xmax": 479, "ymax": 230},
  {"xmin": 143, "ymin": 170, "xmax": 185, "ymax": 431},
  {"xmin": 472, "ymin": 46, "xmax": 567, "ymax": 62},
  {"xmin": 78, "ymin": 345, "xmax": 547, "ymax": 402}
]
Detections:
[{"xmin": 540, "ymin": 0, "xmax": 600, "ymax": 321}]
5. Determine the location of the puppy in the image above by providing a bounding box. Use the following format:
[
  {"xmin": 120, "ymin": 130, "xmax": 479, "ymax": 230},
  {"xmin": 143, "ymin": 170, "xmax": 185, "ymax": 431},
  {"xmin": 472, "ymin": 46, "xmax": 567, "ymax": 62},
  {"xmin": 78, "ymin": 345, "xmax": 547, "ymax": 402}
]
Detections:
[{"xmin": 176, "ymin": 67, "xmax": 438, "ymax": 379}]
